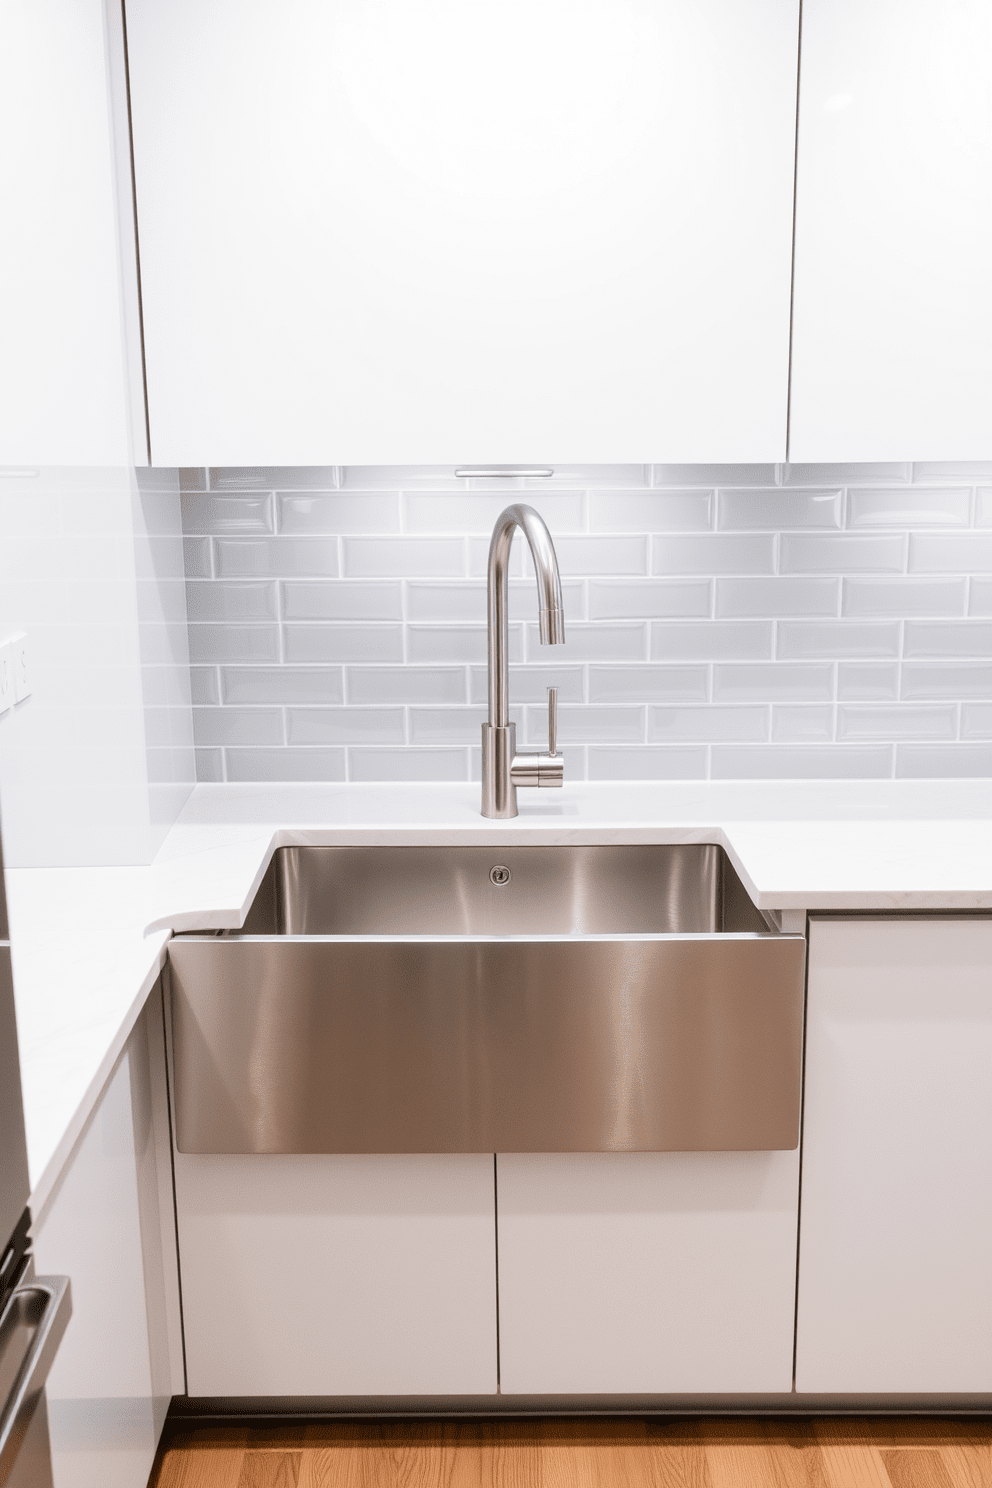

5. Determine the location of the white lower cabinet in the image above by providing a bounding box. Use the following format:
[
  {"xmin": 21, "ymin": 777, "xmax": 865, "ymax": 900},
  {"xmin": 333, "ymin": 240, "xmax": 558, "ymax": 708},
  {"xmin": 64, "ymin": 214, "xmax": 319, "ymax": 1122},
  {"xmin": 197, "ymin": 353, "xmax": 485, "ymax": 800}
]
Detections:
[
  {"xmin": 173, "ymin": 1153, "xmax": 497, "ymax": 1397},
  {"xmin": 496, "ymin": 1151, "xmax": 800, "ymax": 1394},
  {"xmin": 796, "ymin": 917, "xmax": 992, "ymax": 1394},
  {"xmin": 31, "ymin": 989, "xmax": 181, "ymax": 1488}
]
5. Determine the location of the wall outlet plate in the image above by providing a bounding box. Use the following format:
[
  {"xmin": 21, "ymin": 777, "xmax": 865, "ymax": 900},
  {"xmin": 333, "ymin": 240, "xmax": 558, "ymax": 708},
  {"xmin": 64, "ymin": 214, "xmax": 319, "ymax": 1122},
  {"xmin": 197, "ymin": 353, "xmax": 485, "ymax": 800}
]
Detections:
[
  {"xmin": 0, "ymin": 642, "xmax": 13, "ymax": 713},
  {"xmin": 10, "ymin": 633, "xmax": 29, "ymax": 702}
]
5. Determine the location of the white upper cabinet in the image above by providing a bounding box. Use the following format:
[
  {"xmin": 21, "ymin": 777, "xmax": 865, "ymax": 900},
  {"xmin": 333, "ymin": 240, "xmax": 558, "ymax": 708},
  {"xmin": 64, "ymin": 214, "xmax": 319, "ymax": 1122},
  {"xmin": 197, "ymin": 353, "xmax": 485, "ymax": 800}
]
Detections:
[
  {"xmin": 789, "ymin": 0, "xmax": 992, "ymax": 462},
  {"xmin": 125, "ymin": 0, "xmax": 800, "ymax": 467}
]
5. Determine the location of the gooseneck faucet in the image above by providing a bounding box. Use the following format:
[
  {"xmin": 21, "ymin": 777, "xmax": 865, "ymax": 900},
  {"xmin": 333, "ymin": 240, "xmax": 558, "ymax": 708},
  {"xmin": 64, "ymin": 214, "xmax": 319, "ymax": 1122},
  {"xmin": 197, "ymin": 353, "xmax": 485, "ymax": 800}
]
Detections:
[{"xmin": 481, "ymin": 504, "xmax": 565, "ymax": 818}]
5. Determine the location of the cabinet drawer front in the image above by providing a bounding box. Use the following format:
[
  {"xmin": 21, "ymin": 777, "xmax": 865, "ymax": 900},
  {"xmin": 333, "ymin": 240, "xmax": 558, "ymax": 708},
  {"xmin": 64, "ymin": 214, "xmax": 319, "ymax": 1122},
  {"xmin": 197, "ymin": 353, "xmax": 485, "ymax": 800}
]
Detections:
[{"xmin": 169, "ymin": 935, "xmax": 805, "ymax": 1154}]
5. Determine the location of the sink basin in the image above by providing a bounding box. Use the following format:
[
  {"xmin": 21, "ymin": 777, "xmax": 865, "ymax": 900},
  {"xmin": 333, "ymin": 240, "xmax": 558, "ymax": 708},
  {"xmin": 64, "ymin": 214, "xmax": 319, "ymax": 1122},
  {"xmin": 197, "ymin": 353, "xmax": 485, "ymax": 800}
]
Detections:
[{"xmin": 168, "ymin": 844, "xmax": 805, "ymax": 1156}]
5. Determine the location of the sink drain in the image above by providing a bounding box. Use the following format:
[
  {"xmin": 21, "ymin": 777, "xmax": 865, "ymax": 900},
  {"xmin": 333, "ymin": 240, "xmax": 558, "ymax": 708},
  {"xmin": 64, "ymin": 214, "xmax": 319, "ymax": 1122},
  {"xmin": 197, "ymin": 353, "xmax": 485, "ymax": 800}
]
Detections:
[{"xmin": 489, "ymin": 865, "xmax": 511, "ymax": 886}]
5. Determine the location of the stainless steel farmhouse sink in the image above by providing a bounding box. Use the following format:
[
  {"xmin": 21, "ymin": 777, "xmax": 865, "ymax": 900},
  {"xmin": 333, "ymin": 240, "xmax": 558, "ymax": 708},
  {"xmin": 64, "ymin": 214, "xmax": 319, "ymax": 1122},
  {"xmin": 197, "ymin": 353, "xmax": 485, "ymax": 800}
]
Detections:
[{"xmin": 168, "ymin": 845, "xmax": 805, "ymax": 1156}]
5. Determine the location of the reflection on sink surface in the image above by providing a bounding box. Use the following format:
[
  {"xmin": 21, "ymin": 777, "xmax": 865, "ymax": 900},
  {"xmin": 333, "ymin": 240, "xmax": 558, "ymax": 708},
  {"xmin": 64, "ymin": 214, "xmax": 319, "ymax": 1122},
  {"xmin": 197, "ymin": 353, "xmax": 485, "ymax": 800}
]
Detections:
[
  {"xmin": 241, "ymin": 844, "xmax": 772, "ymax": 937},
  {"xmin": 169, "ymin": 843, "xmax": 804, "ymax": 1158}
]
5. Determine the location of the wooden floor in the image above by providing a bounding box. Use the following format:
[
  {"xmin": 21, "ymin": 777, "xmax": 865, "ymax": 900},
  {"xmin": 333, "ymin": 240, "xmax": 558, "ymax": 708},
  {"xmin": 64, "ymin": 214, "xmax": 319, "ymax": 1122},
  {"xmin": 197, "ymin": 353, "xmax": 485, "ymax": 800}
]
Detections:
[{"xmin": 151, "ymin": 1418, "xmax": 992, "ymax": 1488}]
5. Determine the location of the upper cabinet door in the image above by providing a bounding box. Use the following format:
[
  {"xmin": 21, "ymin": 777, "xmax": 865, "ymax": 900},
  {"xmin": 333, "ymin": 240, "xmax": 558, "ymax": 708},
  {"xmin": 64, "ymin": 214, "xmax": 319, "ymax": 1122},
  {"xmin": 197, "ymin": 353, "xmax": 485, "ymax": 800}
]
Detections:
[
  {"xmin": 790, "ymin": 0, "xmax": 992, "ymax": 462},
  {"xmin": 125, "ymin": 0, "xmax": 799, "ymax": 467}
]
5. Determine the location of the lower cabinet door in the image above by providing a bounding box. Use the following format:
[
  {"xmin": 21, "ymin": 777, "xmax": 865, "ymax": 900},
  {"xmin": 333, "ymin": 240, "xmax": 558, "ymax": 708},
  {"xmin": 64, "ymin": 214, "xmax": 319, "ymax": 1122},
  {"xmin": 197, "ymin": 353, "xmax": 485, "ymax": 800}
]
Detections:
[
  {"xmin": 496, "ymin": 1151, "xmax": 800, "ymax": 1394},
  {"xmin": 796, "ymin": 917, "xmax": 992, "ymax": 1394},
  {"xmin": 174, "ymin": 1153, "xmax": 497, "ymax": 1397}
]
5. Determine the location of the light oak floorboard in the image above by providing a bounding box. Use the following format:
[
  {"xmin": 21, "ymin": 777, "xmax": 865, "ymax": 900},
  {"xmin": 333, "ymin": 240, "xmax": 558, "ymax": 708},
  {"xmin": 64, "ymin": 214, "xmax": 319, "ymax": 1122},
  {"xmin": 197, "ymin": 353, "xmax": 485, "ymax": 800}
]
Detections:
[{"xmin": 150, "ymin": 1421, "xmax": 992, "ymax": 1488}]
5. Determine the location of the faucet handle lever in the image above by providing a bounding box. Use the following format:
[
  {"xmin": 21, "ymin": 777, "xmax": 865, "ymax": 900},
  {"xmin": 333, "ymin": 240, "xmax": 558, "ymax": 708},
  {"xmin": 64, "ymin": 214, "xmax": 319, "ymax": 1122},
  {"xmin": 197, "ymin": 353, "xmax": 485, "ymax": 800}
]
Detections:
[{"xmin": 548, "ymin": 686, "xmax": 558, "ymax": 757}]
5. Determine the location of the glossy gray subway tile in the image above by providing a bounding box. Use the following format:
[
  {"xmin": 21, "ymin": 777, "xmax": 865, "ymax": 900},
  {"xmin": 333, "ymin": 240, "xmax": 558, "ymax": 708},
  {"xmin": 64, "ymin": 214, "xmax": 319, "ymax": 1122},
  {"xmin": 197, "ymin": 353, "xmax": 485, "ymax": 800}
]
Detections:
[
  {"xmin": 588, "ymin": 491, "xmax": 713, "ymax": 532},
  {"xmin": 524, "ymin": 622, "xmax": 646, "ymax": 664},
  {"xmin": 409, "ymin": 707, "xmax": 495, "ymax": 744},
  {"xmin": 406, "ymin": 579, "xmax": 583, "ymax": 625},
  {"xmin": 782, "ymin": 462, "xmax": 910, "ymax": 486},
  {"xmin": 287, "ymin": 707, "xmax": 405, "ymax": 745},
  {"xmin": 838, "ymin": 705, "xmax": 956, "ymax": 741},
  {"xmin": 283, "ymin": 625, "xmax": 404, "ymax": 663},
  {"xmin": 770, "ymin": 706, "xmax": 834, "ymax": 743},
  {"xmin": 187, "ymin": 624, "xmax": 280, "ymax": 665},
  {"xmin": 194, "ymin": 747, "xmax": 224, "ymax": 781},
  {"xmin": 542, "ymin": 535, "xmax": 648, "ymax": 575},
  {"xmin": 523, "ymin": 704, "xmax": 644, "ymax": 745},
  {"xmin": 848, "ymin": 487, "xmax": 970, "ymax": 528},
  {"xmin": 193, "ymin": 706, "xmax": 283, "ymax": 746},
  {"xmin": 842, "ymin": 578, "xmax": 966, "ymax": 618},
  {"xmin": 210, "ymin": 466, "xmax": 341, "ymax": 491},
  {"xmin": 190, "ymin": 666, "xmax": 221, "ymax": 705},
  {"xmin": 777, "ymin": 621, "xmax": 901, "ymax": 658},
  {"xmin": 590, "ymin": 580, "xmax": 711, "ymax": 620},
  {"xmin": 910, "ymin": 534, "xmax": 992, "ymax": 572},
  {"xmin": 837, "ymin": 663, "xmax": 899, "ymax": 701},
  {"xmin": 470, "ymin": 665, "xmax": 585, "ymax": 705},
  {"xmin": 224, "ymin": 747, "xmax": 347, "ymax": 782},
  {"xmin": 895, "ymin": 743, "xmax": 992, "ymax": 778},
  {"xmin": 780, "ymin": 533, "xmax": 906, "ymax": 573},
  {"xmin": 587, "ymin": 664, "xmax": 708, "ymax": 704},
  {"xmin": 717, "ymin": 489, "xmax": 841, "ymax": 531},
  {"xmin": 970, "ymin": 580, "xmax": 992, "ymax": 616},
  {"xmin": 185, "ymin": 580, "xmax": 277, "ymax": 622},
  {"xmin": 347, "ymin": 747, "xmax": 468, "ymax": 782},
  {"xmin": 651, "ymin": 621, "xmax": 773, "ymax": 661},
  {"xmin": 183, "ymin": 536, "xmax": 212, "ymax": 578},
  {"xmin": 901, "ymin": 663, "xmax": 992, "ymax": 700},
  {"xmin": 348, "ymin": 666, "xmax": 466, "ymax": 705},
  {"xmin": 648, "ymin": 705, "xmax": 768, "ymax": 743},
  {"xmin": 962, "ymin": 703, "xmax": 992, "ymax": 739},
  {"xmin": 408, "ymin": 625, "xmax": 521, "ymax": 664},
  {"xmin": 711, "ymin": 745, "xmax": 892, "ymax": 779},
  {"xmin": 281, "ymin": 580, "xmax": 403, "ymax": 621},
  {"xmin": 215, "ymin": 537, "xmax": 339, "ymax": 578},
  {"xmin": 651, "ymin": 464, "xmax": 777, "ymax": 487},
  {"xmin": 278, "ymin": 492, "xmax": 401, "ymax": 534},
  {"xmin": 403, "ymin": 491, "xmax": 585, "ymax": 534},
  {"xmin": 975, "ymin": 489, "xmax": 992, "ymax": 526},
  {"xmin": 912, "ymin": 461, "xmax": 992, "ymax": 483},
  {"xmin": 342, "ymin": 537, "xmax": 464, "ymax": 578},
  {"xmin": 180, "ymin": 492, "xmax": 273, "ymax": 534},
  {"xmin": 904, "ymin": 621, "xmax": 992, "ymax": 656},
  {"xmin": 652, "ymin": 534, "xmax": 774, "ymax": 575},
  {"xmin": 222, "ymin": 666, "xmax": 344, "ymax": 705},
  {"xmin": 587, "ymin": 745, "xmax": 708, "ymax": 780},
  {"xmin": 713, "ymin": 663, "xmax": 834, "ymax": 702},
  {"xmin": 179, "ymin": 468, "xmax": 208, "ymax": 492},
  {"xmin": 715, "ymin": 577, "xmax": 839, "ymax": 618}
]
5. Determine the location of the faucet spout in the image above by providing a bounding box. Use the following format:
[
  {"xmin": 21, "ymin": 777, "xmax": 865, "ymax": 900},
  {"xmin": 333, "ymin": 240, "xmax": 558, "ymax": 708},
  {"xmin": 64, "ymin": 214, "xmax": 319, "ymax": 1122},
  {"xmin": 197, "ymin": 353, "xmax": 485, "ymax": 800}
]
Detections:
[{"xmin": 482, "ymin": 504, "xmax": 565, "ymax": 818}]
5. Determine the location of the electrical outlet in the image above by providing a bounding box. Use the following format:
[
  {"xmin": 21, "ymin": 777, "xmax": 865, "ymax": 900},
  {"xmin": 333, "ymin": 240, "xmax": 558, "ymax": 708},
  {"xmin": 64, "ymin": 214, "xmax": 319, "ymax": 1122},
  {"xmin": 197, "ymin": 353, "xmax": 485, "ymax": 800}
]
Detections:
[
  {"xmin": 0, "ymin": 642, "xmax": 13, "ymax": 713},
  {"xmin": 9, "ymin": 633, "xmax": 30, "ymax": 702}
]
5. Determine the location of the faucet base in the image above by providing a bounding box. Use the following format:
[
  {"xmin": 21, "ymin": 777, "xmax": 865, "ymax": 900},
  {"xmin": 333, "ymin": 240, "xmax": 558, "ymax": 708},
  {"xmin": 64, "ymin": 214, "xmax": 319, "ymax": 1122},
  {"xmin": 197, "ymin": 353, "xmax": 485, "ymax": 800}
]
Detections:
[{"xmin": 481, "ymin": 723, "xmax": 517, "ymax": 819}]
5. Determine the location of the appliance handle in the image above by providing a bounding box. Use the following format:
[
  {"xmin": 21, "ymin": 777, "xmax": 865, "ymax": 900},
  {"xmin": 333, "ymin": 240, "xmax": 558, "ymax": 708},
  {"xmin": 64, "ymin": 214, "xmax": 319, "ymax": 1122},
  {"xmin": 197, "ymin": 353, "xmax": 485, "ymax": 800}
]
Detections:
[{"xmin": 0, "ymin": 1276, "xmax": 71, "ymax": 1482}]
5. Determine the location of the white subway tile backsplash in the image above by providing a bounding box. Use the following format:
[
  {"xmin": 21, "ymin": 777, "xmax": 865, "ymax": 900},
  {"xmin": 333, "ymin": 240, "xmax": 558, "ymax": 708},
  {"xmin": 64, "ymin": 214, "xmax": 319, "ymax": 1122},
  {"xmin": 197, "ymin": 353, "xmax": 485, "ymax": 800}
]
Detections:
[
  {"xmin": 838, "ymin": 706, "xmax": 956, "ymax": 741},
  {"xmin": 780, "ymin": 534, "xmax": 906, "ymax": 573},
  {"xmin": 837, "ymin": 663, "xmax": 900, "ymax": 701},
  {"xmin": 182, "ymin": 464, "xmax": 992, "ymax": 783},
  {"xmin": 589, "ymin": 491, "xmax": 713, "ymax": 532},
  {"xmin": 652, "ymin": 535, "xmax": 774, "ymax": 575},
  {"xmin": 910, "ymin": 534, "xmax": 992, "ymax": 572},
  {"xmin": 348, "ymin": 748, "xmax": 467, "ymax": 782},
  {"xmin": 895, "ymin": 744, "xmax": 992, "ymax": 777},
  {"xmin": 343, "ymin": 537, "xmax": 464, "ymax": 578},
  {"xmin": 283, "ymin": 625, "xmax": 404, "ymax": 663},
  {"xmin": 181, "ymin": 493, "xmax": 273, "ymax": 533},
  {"xmin": 222, "ymin": 666, "xmax": 344, "ymax": 705},
  {"xmin": 588, "ymin": 665, "xmax": 708, "ymax": 704},
  {"xmin": 715, "ymin": 577, "xmax": 840, "ymax": 618},
  {"xmin": 215, "ymin": 538, "xmax": 340, "ymax": 578},
  {"xmin": 777, "ymin": 622, "xmax": 901, "ymax": 658},
  {"xmin": 848, "ymin": 488, "xmax": 971, "ymax": 528},
  {"xmin": 278, "ymin": 493, "xmax": 401, "ymax": 534},
  {"xmin": 904, "ymin": 622, "xmax": 992, "ymax": 656},
  {"xmin": 185, "ymin": 580, "xmax": 277, "ymax": 622},
  {"xmin": 282, "ymin": 580, "xmax": 403, "ymax": 621},
  {"xmin": 590, "ymin": 580, "xmax": 710, "ymax": 621},
  {"xmin": 587, "ymin": 745, "xmax": 708, "ymax": 779},
  {"xmin": 649, "ymin": 706, "xmax": 767, "ymax": 743},
  {"xmin": 717, "ymin": 489, "xmax": 842, "ymax": 531},
  {"xmin": 651, "ymin": 622, "xmax": 772, "ymax": 661},
  {"xmin": 711, "ymin": 745, "xmax": 893, "ymax": 779},
  {"xmin": 192, "ymin": 706, "xmax": 283, "ymax": 746},
  {"xmin": 348, "ymin": 666, "xmax": 466, "ymax": 705},
  {"xmin": 771, "ymin": 706, "xmax": 834, "ymax": 743},
  {"xmin": 842, "ymin": 579, "xmax": 966, "ymax": 618},
  {"xmin": 912, "ymin": 462, "xmax": 992, "ymax": 484},
  {"xmin": 225, "ymin": 747, "xmax": 347, "ymax": 782},
  {"xmin": 287, "ymin": 707, "xmax": 405, "ymax": 745}
]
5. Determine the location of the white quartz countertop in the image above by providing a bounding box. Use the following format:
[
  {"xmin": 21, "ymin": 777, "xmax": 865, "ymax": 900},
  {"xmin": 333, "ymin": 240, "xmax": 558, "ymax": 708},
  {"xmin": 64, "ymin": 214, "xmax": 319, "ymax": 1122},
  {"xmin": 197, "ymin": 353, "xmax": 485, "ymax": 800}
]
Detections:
[{"xmin": 10, "ymin": 777, "xmax": 992, "ymax": 1213}]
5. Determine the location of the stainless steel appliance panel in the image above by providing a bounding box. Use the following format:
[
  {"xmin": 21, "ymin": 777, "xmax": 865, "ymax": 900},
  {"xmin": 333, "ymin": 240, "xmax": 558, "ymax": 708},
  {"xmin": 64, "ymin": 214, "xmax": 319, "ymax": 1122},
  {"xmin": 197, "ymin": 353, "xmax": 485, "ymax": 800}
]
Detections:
[
  {"xmin": 0, "ymin": 1278, "xmax": 70, "ymax": 1488},
  {"xmin": 0, "ymin": 948, "xmax": 29, "ymax": 1262},
  {"xmin": 170, "ymin": 933, "xmax": 805, "ymax": 1154}
]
